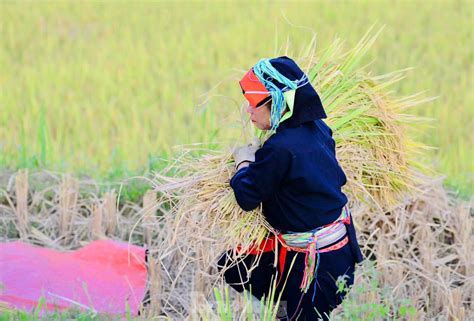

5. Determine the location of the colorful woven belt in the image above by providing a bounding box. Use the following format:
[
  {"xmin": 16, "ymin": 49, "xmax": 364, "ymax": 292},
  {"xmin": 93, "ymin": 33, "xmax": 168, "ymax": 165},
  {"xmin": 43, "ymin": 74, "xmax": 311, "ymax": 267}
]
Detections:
[{"xmin": 279, "ymin": 205, "xmax": 351, "ymax": 292}]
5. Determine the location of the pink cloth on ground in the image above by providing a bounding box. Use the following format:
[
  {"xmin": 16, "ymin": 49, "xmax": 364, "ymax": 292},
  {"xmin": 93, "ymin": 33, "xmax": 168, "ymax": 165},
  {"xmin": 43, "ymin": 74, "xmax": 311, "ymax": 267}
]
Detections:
[{"xmin": 0, "ymin": 240, "xmax": 147, "ymax": 315}]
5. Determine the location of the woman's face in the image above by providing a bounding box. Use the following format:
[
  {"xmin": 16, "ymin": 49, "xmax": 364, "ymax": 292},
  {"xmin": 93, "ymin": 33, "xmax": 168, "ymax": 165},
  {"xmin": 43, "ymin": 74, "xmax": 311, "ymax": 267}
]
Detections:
[{"xmin": 246, "ymin": 100, "xmax": 271, "ymax": 130}]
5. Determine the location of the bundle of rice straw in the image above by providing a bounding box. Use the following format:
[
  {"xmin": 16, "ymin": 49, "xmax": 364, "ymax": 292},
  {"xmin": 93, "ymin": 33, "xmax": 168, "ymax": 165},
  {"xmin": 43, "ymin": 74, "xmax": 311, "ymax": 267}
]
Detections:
[
  {"xmin": 307, "ymin": 31, "xmax": 433, "ymax": 210},
  {"xmin": 154, "ymin": 152, "xmax": 270, "ymax": 253},
  {"xmin": 150, "ymin": 28, "xmax": 433, "ymax": 316}
]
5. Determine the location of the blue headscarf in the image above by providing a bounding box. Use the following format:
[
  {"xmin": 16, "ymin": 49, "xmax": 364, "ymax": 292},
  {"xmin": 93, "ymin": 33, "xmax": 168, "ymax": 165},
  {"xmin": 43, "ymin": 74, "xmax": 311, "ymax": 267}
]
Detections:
[{"xmin": 252, "ymin": 56, "xmax": 327, "ymax": 131}]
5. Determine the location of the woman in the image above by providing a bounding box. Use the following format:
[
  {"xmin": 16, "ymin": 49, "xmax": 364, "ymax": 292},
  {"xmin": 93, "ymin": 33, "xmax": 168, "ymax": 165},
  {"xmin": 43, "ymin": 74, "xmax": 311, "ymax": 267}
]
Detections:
[{"xmin": 218, "ymin": 57, "xmax": 364, "ymax": 320}]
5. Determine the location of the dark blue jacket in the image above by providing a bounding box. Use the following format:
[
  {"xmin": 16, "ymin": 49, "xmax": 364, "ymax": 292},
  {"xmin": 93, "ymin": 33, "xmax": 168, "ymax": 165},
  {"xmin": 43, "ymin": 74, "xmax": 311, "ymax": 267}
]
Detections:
[{"xmin": 230, "ymin": 119, "xmax": 348, "ymax": 232}]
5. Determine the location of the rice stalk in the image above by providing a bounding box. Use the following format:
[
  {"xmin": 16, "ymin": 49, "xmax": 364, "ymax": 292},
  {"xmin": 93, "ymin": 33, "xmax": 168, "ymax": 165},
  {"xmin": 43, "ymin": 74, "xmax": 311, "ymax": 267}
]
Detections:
[
  {"xmin": 143, "ymin": 190, "xmax": 157, "ymax": 247},
  {"xmin": 14, "ymin": 169, "xmax": 29, "ymax": 238},
  {"xmin": 147, "ymin": 256, "xmax": 162, "ymax": 317},
  {"xmin": 58, "ymin": 174, "xmax": 78, "ymax": 244},
  {"xmin": 91, "ymin": 203, "xmax": 104, "ymax": 240},
  {"xmin": 104, "ymin": 191, "xmax": 117, "ymax": 236}
]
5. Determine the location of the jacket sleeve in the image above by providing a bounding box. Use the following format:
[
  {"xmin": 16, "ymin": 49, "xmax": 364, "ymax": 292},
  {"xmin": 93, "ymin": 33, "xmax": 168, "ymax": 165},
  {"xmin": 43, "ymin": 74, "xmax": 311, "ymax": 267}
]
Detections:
[{"xmin": 230, "ymin": 143, "xmax": 292, "ymax": 211}]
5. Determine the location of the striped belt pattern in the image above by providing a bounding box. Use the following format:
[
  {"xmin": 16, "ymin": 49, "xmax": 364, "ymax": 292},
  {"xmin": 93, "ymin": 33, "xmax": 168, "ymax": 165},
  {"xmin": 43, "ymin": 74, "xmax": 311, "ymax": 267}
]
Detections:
[
  {"xmin": 280, "ymin": 205, "xmax": 351, "ymax": 250},
  {"xmin": 282, "ymin": 222, "xmax": 348, "ymax": 250}
]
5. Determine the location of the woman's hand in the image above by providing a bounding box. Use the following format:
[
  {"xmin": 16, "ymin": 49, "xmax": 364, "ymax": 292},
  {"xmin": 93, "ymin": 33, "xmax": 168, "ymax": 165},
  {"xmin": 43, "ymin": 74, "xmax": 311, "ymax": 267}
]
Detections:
[{"xmin": 232, "ymin": 138, "xmax": 260, "ymax": 170}]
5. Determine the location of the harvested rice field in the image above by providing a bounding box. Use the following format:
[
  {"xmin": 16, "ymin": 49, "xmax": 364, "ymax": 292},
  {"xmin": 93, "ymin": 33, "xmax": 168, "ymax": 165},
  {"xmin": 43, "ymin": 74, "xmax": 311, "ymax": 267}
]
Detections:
[{"xmin": 0, "ymin": 1, "xmax": 472, "ymax": 320}]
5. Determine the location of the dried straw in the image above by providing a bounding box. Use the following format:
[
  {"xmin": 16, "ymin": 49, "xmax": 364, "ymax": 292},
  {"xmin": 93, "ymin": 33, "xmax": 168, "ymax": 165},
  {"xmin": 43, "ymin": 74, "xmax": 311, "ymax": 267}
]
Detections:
[
  {"xmin": 14, "ymin": 169, "xmax": 29, "ymax": 238},
  {"xmin": 59, "ymin": 174, "xmax": 79, "ymax": 244},
  {"xmin": 104, "ymin": 191, "xmax": 117, "ymax": 236}
]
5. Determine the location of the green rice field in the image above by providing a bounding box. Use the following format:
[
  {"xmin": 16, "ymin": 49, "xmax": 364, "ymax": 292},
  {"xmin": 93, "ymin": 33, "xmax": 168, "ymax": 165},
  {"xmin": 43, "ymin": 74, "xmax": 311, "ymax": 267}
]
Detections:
[{"xmin": 0, "ymin": 1, "xmax": 472, "ymax": 196}]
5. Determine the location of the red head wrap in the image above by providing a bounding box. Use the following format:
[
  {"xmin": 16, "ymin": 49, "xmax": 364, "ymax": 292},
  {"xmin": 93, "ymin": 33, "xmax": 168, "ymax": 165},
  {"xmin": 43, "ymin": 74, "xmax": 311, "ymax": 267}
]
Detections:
[{"xmin": 239, "ymin": 69, "xmax": 271, "ymax": 108}]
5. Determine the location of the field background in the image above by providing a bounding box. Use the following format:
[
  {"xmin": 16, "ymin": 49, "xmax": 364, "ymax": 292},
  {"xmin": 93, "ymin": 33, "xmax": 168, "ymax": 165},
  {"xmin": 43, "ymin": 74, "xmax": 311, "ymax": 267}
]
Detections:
[{"xmin": 1, "ymin": 0, "xmax": 472, "ymax": 196}]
